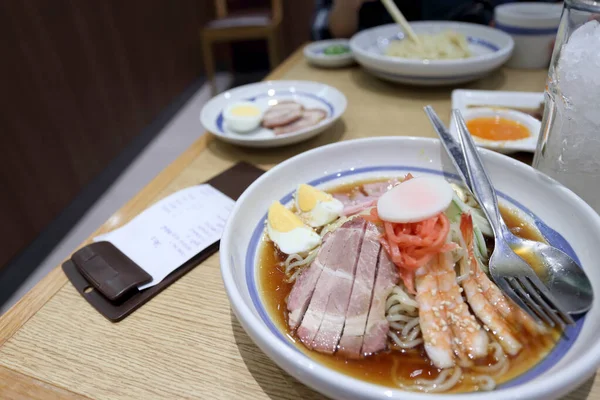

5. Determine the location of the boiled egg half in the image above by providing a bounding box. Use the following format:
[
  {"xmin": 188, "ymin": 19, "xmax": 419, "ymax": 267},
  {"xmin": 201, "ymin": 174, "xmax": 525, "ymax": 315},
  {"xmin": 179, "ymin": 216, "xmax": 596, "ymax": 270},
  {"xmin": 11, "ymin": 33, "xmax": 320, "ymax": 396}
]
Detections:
[
  {"xmin": 223, "ymin": 101, "xmax": 263, "ymax": 132},
  {"xmin": 377, "ymin": 176, "xmax": 454, "ymax": 223},
  {"xmin": 294, "ymin": 184, "xmax": 344, "ymax": 227},
  {"xmin": 267, "ymin": 201, "xmax": 321, "ymax": 254}
]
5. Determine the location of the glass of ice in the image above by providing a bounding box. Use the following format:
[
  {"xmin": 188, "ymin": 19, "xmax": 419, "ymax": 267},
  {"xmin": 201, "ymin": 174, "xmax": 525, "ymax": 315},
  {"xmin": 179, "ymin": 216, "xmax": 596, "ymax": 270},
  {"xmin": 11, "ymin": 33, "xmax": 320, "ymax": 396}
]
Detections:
[{"xmin": 533, "ymin": 0, "xmax": 600, "ymax": 214}]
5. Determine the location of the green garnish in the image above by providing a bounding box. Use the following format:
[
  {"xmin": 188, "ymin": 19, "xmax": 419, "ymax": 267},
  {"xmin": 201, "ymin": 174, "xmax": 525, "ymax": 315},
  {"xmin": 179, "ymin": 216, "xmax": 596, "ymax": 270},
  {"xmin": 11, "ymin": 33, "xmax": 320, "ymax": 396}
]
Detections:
[{"xmin": 323, "ymin": 45, "xmax": 350, "ymax": 55}]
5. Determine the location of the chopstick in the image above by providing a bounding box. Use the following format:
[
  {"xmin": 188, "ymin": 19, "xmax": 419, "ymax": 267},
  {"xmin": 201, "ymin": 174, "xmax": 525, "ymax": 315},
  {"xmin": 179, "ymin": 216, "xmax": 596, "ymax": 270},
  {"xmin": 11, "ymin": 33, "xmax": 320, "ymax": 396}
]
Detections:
[{"xmin": 380, "ymin": 0, "xmax": 421, "ymax": 45}]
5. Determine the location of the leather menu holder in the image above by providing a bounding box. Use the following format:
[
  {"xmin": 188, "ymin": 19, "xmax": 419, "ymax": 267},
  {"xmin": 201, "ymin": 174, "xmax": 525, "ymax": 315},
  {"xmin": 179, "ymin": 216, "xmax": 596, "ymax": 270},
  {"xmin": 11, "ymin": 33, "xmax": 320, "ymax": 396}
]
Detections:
[{"xmin": 62, "ymin": 162, "xmax": 264, "ymax": 322}]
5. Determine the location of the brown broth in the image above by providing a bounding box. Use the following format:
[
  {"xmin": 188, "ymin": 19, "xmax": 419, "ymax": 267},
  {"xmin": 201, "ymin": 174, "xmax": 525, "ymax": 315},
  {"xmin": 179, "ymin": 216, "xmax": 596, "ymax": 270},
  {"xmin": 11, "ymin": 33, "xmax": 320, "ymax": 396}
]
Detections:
[{"xmin": 257, "ymin": 180, "xmax": 560, "ymax": 393}]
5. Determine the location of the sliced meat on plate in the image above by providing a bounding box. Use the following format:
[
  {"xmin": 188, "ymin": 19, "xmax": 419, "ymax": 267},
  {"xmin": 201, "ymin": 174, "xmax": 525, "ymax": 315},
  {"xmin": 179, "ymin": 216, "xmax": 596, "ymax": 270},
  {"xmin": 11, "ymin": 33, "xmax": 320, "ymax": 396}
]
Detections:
[
  {"xmin": 262, "ymin": 101, "xmax": 303, "ymax": 128},
  {"xmin": 274, "ymin": 109, "xmax": 327, "ymax": 135}
]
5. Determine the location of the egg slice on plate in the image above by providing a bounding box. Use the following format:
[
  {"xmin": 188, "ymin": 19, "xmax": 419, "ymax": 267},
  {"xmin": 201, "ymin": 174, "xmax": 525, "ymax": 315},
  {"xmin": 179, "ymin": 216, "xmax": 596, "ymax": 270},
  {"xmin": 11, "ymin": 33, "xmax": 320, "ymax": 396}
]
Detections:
[
  {"xmin": 267, "ymin": 201, "xmax": 321, "ymax": 254},
  {"xmin": 377, "ymin": 176, "xmax": 454, "ymax": 223},
  {"xmin": 223, "ymin": 101, "xmax": 263, "ymax": 133},
  {"xmin": 294, "ymin": 184, "xmax": 344, "ymax": 227}
]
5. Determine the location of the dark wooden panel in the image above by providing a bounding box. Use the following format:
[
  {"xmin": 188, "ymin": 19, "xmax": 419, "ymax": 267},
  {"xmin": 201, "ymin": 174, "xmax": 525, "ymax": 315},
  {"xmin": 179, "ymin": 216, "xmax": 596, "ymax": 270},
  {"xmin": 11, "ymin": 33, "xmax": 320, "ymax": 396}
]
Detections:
[
  {"xmin": 281, "ymin": 1, "xmax": 314, "ymax": 57},
  {"xmin": 0, "ymin": 0, "xmax": 215, "ymax": 268},
  {"xmin": 0, "ymin": 0, "xmax": 312, "ymax": 271}
]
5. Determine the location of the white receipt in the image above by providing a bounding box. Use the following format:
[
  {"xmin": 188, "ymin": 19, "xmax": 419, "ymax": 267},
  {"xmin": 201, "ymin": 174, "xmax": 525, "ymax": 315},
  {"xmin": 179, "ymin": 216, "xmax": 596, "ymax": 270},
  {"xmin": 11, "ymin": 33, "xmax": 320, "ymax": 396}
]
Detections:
[{"xmin": 94, "ymin": 185, "xmax": 235, "ymax": 290}]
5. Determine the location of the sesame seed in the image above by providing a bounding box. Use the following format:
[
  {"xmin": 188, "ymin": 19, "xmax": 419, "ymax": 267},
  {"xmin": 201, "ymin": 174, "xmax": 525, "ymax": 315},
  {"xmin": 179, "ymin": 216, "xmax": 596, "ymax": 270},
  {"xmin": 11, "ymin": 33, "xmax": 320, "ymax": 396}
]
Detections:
[
  {"xmin": 434, "ymin": 311, "xmax": 440, "ymax": 317},
  {"xmin": 459, "ymin": 287, "xmax": 464, "ymax": 293}
]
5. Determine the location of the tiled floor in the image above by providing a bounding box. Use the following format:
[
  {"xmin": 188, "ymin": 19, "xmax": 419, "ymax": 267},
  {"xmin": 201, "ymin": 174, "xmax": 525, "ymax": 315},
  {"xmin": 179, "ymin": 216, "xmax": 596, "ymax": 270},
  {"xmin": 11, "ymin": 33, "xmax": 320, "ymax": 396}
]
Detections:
[{"xmin": 1, "ymin": 74, "xmax": 233, "ymax": 314}]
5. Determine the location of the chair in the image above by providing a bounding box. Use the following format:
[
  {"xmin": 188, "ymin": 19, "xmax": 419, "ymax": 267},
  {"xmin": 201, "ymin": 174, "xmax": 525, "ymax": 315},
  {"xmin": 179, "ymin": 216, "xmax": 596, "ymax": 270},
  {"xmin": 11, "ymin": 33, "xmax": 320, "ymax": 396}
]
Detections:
[{"xmin": 201, "ymin": 0, "xmax": 283, "ymax": 94}]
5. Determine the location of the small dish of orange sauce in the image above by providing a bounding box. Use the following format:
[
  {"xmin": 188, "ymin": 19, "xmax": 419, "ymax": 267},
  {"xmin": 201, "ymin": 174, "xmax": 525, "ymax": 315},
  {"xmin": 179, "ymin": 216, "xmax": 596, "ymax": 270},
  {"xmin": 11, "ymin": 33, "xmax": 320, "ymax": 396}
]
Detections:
[
  {"xmin": 452, "ymin": 106, "xmax": 541, "ymax": 154},
  {"xmin": 466, "ymin": 116, "xmax": 530, "ymax": 141}
]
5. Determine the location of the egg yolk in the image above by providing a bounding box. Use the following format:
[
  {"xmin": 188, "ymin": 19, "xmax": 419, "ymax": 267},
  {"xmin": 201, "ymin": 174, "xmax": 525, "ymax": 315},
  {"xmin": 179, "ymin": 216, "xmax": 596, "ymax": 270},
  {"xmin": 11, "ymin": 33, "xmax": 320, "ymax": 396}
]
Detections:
[
  {"xmin": 268, "ymin": 202, "xmax": 304, "ymax": 232},
  {"xmin": 466, "ymin": 117, "xmax": 530, "ymax": 141},
  {"xmin": 297, "ymin": 184, "xmax": 333, "ymax": 212},
  {"xmin": 230, "ymin": 105, "xmax": 260, "ymax": 117}
]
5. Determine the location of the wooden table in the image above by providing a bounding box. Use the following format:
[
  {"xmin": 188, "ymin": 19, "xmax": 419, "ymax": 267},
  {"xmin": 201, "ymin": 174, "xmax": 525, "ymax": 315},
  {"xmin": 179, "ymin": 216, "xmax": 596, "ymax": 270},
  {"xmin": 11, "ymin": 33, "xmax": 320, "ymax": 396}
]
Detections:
[{"xmin": 0, "ymin": 47, "xmax": 595, "ymax": 400}]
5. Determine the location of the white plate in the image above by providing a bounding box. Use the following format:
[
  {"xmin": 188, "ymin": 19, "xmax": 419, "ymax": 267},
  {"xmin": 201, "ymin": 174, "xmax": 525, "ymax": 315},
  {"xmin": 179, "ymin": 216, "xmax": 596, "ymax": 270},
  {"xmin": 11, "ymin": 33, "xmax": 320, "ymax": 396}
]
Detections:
[
  {"xmin": 452, "ymin": 89, "xmax": 545, "ymax": 153},
  {"xmin": 304, "ymin": 39, "xmax": 355, "ymax": 68},
  {"xmin": 350, "ymin": 22, "xmax": 514, "ymax": 86},
  {"xmin": 221, "ymin": 136, "xmax": 600, "ymax": 400},
  {"xmin": 200, "ymin": 81, "xmax": 347, "ymax": 148}
]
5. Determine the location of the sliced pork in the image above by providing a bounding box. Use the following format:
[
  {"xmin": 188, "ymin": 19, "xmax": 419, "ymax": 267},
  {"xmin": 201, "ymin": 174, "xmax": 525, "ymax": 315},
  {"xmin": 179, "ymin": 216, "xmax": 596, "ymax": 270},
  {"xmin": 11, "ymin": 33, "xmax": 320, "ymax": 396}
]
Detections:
[
  {"xmin": 262, "ymin": 101, "xmax": 303, "ymax": 128},
  {"xmin": 333, "ymin": 192, "xmax": 379, "ymax": 216},
  {"xmin": 296, "ymin": 219, "xmax": 366, "ymax": 349},
  {"xmin": 287, "ymin": 233, "xmax": 335, "ymax": 330},
  {"xmin": 288, "ymin": 217, "xmax": 399, "ymax": 358},
  {"xmin": 361, "ymin": 250, "xmax": 399, "ymax": 356},
  {"xmin": 274, "ymin": 109, "xmax": 327, "ymax": 135},
  {"xmin": 311, "ymin": 219, "xmax": 367, "ymax": 353},
  {"xmin": 362, "ymin": 179, "xmax": 400, "ymax": 197},
  {"xmin": 337, "ymin": 223, "xmax": 382, "ymax": 358}
]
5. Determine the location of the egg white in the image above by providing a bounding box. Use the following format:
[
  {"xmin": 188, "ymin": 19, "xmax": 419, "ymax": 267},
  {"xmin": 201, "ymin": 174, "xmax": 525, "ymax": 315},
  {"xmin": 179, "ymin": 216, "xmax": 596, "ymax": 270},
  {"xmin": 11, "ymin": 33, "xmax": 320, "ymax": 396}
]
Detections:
[
  {"xmin": 295, "ymin": 197, "xmax": 344, "ymax": 228},
  {"xmin": 267, "ymin": 223, "xmax": 321, "ymax": 254}
]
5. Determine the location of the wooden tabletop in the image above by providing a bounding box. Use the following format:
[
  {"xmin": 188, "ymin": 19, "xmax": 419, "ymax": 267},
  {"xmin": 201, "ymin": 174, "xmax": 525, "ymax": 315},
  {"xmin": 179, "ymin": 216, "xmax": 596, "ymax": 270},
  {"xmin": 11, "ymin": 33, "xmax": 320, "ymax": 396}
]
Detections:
[{"xmin": 1, "ymin": 46, "xmax": 595, "ymax": 400}]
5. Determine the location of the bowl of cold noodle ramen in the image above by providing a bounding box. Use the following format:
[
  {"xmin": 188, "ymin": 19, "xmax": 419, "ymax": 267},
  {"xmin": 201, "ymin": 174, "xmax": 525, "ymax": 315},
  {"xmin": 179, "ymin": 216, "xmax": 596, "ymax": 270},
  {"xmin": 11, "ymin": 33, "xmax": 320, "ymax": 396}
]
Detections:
[
  {"xmin": 220, "ymin": 137, "xmax": 600, "ymax": 399},
  {"xmin": 350, "ymin": 22, "xmax": 514, "ymax": 86}
]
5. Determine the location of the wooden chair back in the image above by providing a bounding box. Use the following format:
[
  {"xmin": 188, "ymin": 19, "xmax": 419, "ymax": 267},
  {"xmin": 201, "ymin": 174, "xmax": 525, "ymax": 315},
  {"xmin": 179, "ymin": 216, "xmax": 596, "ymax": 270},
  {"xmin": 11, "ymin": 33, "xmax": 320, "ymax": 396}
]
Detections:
[{"xmin": 213, "ymin": 0, "xmax": 282, "ymax": 25}]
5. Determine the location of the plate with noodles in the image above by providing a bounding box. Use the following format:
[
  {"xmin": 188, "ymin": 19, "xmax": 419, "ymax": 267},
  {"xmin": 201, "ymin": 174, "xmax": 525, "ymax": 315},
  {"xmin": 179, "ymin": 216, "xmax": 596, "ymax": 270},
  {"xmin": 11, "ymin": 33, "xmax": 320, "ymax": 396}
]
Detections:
[
  {"xmin": 221, "ymin": 136, "xmax": 600, "ymax": 399},
  {"xmin": 350, "ymin": 22, "xmax": 514, "ymax": 86}
]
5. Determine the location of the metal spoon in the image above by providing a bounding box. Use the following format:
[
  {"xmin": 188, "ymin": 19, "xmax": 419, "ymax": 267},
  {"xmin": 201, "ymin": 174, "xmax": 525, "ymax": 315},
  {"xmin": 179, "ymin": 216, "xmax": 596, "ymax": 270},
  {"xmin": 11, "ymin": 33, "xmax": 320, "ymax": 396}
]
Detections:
[{"xmin": 424, "ymin": 105, "xmax": 593, "ymax": 315}]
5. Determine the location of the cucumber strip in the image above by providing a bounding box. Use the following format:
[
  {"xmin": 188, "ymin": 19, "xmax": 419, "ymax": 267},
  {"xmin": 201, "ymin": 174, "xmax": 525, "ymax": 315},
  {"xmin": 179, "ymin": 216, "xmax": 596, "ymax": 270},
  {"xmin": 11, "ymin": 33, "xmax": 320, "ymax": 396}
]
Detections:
[{"xmin": 451, "ymin": 193, "xmax": 493, "ymax": 238}]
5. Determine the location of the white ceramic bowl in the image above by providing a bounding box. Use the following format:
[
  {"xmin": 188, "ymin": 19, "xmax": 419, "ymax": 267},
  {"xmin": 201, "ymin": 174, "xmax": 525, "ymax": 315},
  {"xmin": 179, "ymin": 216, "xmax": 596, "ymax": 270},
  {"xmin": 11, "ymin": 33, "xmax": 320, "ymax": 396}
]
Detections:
[
  {"xmin": 450, "ymin": 107, "xmax": 541, "ymax": 154},
  {"xmin": 221, "ymin": 136, "xmax": 600, "ymax": 400},
  {"xmin": 349, "ymin": 22, "xmax": 514, "ymax": 86},
  {"xmin": 495, "ymin": 3, "xmax": 563, "ymax": 69},
  {"xmin": 200, "ymin": 80, "xmax": 347, "ymax": 148},
  {"xmin": 304, "ymin": 39, "xmax": 355, "ymax": 68}
]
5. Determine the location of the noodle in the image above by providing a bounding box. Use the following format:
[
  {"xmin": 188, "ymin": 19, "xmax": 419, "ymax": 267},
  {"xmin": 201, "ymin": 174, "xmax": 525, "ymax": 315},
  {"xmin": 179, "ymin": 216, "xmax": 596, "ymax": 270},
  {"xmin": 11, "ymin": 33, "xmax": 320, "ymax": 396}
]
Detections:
[
  {"xmin": 282, "ymin": 249, "xmax": 318, "ymax": 282},
  {"xmin": 386, "ymin": 285, "xmax": 422, "ymax": 350},
  {"xmin": 394, "ymin": 366, "xmax": 464, "ymax": 393},
  {"xmin": 472, "ymin": 342, "xmax": 509, "ymax": 377},
  {"xmin": 473, "ymin": 375, "xmax": 496, "ymax": 391},
  {"xmin": 385, "ymin": 31, "xmax": 471, "ymax": 60}
]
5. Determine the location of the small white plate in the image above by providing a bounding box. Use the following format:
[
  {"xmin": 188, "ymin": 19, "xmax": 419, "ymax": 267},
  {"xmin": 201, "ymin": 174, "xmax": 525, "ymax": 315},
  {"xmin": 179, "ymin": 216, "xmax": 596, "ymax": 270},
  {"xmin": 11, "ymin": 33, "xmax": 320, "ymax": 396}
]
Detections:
[
  {"xmin": 450, "ymin": 108, "xmax": 541, "ymax": 154},
  {"xmin": 200, "ymin": 80, "xmax": 347, "ymax": 148},
  {"xmin": 452, "ymin": 89, "xmax": 545, "ymax": 153},
  {"xmin": 304, "ymin": 40, "xmax": 355, "ymax": 68}
]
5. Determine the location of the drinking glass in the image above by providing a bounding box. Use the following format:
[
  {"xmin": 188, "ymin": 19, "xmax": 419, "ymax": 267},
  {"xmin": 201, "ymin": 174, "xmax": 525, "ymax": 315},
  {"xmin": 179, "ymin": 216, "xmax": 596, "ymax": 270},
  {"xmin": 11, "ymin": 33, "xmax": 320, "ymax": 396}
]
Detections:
[{"xmin": 533, "ymin": 0, "xmax": 600, "ymax": 213}]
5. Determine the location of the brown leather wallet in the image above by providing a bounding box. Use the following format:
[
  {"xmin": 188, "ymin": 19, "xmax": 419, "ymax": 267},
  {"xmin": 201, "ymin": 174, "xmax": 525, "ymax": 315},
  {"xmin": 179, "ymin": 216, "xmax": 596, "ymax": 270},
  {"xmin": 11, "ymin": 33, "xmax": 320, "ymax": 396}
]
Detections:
[{"xmin": 62, "ymin": 162, "xmax": 264, "ymax": 322}]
